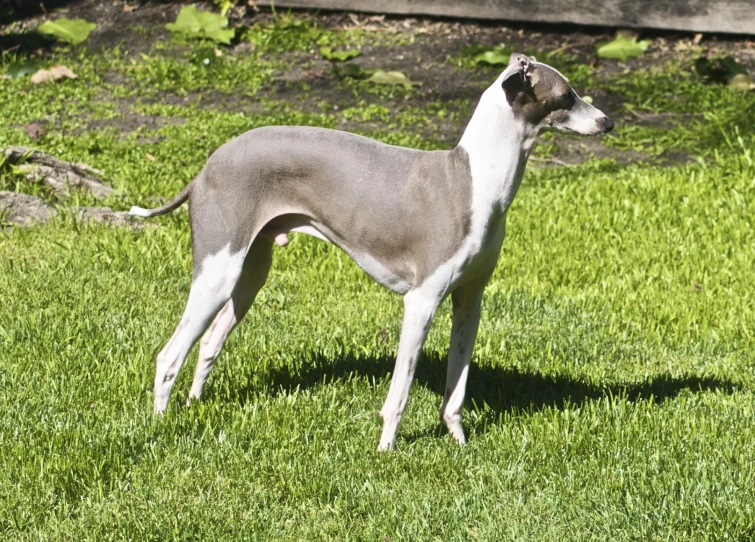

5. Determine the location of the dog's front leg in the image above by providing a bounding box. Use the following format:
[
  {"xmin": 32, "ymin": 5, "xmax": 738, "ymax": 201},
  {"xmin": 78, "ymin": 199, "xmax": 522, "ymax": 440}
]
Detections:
[
  {"xmin": 440, "ymin": 284, "xmax": 484, "ymax": 445},
  {"xmin": 378, "ymin": 289, "xmax": 440, "ymax": 451}
]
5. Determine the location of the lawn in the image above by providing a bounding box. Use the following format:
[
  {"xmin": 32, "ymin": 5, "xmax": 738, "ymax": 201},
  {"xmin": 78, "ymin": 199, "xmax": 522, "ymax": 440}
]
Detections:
[{"xmin": 1, "ymin": 3, "xmax": 754, "ymax": 540}]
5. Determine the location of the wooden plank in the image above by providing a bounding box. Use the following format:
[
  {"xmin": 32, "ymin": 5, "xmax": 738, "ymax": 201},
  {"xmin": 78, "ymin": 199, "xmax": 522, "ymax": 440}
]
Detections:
[{"xmin": 257, "ymin": 0, "xmax": 755, "ymax": 35}]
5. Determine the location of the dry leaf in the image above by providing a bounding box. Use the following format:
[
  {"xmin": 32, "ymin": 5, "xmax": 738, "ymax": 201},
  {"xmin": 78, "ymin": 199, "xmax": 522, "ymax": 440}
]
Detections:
[
  {"xmin": 24, "ymin": 122, "xmax": 45, "ymax": 141},
  {"xmin": 693, "ymin": 33, "xmax": 703, "ymax": 44},
  {"xmin": 304, "ymin": 69, "xmax": 325, "ymax": 79},
  {"xmin": 347, "ymin": 13, "xmax": 362, "ymax": 27},
  {"xmin": 30, "ymin": 70, "xmax": 55, "ymax": 84},
  {"xmin": 30, "ymin": 65, "xmax": 77, "ymax": 84},
  {"xmin": 145, "ymin": 153, "xmax": 156, "ymax": 162},
  {"xmin": 123, "ymin": 4, "xmax": 138, "ymax": 12},
  {"xmin": 50, "ymin": 65, "xmax": 77, "ymax": 79}
]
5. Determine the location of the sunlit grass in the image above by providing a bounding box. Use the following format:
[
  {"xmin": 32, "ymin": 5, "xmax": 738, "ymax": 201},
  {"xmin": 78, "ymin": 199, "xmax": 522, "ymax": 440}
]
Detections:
[{"xmin": 1, "ymin": 14, "xmax": 754, "ymax": 540}]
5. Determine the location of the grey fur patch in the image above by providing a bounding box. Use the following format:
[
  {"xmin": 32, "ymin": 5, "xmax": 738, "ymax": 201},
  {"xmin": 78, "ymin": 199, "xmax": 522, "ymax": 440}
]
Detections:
[{"xmin": 187, "ymin": 127, "xmax": 473, "ymax": 289}]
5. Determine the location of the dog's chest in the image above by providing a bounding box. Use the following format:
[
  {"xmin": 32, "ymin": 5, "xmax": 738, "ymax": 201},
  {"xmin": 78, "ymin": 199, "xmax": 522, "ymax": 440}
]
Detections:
[
  {"xmin": 464, "ymin": 213, "xmax": 508, "ymax": 279},
  {"xmin": 426, "ymin": 211, "xmax": 508, "ymax": 295}
]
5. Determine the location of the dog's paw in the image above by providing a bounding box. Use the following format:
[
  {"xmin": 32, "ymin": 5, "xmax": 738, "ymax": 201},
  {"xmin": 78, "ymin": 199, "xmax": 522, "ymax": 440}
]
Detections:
[
  {"xmin": 377, "ymin": 440, "xmax": 395, "ymax": 452},
  {"xmin": 444, "ymin": 418, "xmax": 467, "ymax": 445}
]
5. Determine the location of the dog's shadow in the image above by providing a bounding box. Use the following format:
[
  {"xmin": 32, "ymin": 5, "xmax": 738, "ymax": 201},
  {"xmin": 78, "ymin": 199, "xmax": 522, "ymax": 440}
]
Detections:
[{"xmin": 208, "ymin": 349, "xmax": 734, "ymax": 437}]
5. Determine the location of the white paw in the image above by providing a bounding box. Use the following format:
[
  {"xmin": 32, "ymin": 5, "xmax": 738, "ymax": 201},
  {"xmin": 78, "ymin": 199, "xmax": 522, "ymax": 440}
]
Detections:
[
  {"xmin": 377, "ymin": 439, "xmax": 395, "ymax": 452},
  {"xmin": 444, "ymin": 416, "xmax": 467, "ymax": 445}
]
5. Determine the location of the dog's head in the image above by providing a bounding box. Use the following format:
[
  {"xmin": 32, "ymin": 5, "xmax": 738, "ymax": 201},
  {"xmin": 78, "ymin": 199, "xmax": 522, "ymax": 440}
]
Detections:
[{"xmin": 499, "ymin": 53, "xmax": 614, "ymax": 136}]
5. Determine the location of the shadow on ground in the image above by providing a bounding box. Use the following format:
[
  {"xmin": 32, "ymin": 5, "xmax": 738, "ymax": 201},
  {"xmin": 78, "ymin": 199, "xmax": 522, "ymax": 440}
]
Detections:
[
  {"xmin": 0, "ymin": 30, "xmax": 54, "ymax": 53},
  {"xmin": 206, "ymin": 348, "xmax": 734, "ymax": 428}
]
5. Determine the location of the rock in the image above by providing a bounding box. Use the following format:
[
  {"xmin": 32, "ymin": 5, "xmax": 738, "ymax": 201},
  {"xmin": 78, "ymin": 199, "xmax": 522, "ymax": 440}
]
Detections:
[
  {"xmin": 74, "ymin": 206, "xmax": 137, "ymax": 227},
  {"xmin": 0, "ymin": 191, "xmax": 56, "ymax": 226},
  {"xmin": 1, "ymin": 191, "xmax": 140, "ymax": 228},
  {"xmin": 4, "ymin": 146, "xmax": 114, "ymax": 199}
]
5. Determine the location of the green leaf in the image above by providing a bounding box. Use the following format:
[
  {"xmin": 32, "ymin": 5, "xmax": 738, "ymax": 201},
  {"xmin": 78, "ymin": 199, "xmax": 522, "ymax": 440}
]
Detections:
[
  {"xmin": 37, "ymin": 18, "xmax": 96, "ymax": 45},
  {"xmin": 596, "ymin": 35, "xmax": 650, "ymax": 61},
  {"xmin": 165, "ymin": 6, "xmax": 235, "ymax": 45},
  {"xmin": 6, "ymin": 59, "xmax": 41, "ymax": 79},
  {"xmin": 720, "ymin": 56, "xmax": 748, "ymax": 76},
  {"xmin": 461, "ymin": 44, "xmax": 491, "ymax": 57},
  {"xmin": 366, "ymin": 70, "xmax": 421, "ymax": 90},
  {"xmin": 214, "ymin": 0, "xmax": 233, "ymax": 17},
  {"xmin": 319, "ymin": 46, "xmax": 361, "ymax": 62},
  {"xmin": 695, "ymin": 55, "xmax": 749, "ymax": 88},
  {"xmin": 337, "ymin": 62, "xmax": 371, "ymax": 79},
  {"xmin": 728, "ymin": 73, "xmax": 753, "ymax": 92},
  {"xmin": 473, "ymin": 50, "xmax": 510, "ymax": 67}
]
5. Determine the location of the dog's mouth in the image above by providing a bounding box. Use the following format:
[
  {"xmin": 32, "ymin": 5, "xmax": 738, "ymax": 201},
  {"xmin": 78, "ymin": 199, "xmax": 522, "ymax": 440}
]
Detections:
[
  {"xmin": 544, "ymin": 120, "xmax": 609, "ymax": 138},
  {"xmin": 555, "ymin": 125, "xmax": 607, "ymax": 138}
]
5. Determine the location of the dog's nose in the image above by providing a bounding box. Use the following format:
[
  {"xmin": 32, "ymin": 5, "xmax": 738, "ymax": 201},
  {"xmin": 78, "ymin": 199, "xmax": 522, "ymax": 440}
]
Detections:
[{"xmin": 603, "ymin": 117, "xmax": 614, "ymax": 133}]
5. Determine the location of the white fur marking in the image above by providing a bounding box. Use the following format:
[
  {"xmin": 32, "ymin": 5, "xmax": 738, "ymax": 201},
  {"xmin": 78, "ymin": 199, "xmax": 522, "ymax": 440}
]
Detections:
[
  {"xmin": 129, "ymin": 206, "xmax": 151, "ymax": 217},
  {"xmin": 288, "ymin": 224, "xmax": 330, "ymax": 243},
  {"xmin": 192, "ymin": 245, "xmax": 246, "ymax": 303},
  {"xmin": 376, "ymin": 71, "xmax": 541, "ymax": 446},
  {"xmin": 153, "ymin": 244, "xmax": 246, "ymax": 413},
  {"xmin": 378, "ymin": 289, "xmax": 439, "ymax": 450}
]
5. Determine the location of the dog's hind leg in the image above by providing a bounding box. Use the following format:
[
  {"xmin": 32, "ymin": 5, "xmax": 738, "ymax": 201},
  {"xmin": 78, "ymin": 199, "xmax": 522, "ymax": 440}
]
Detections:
[
  {"xmin": 153, "ymin": 243, "xmax": 248, "ymax": 414},
  {"xmin": 187, "ymin": 238, "xmax": 273, "ymax": 404},
  {"xmin": 440, "ymin": 284, "xmax": 484, "ymax": 445},
  {"xmin": 378, "ymin": 289, "xmax": 440, "ymax": 451}
]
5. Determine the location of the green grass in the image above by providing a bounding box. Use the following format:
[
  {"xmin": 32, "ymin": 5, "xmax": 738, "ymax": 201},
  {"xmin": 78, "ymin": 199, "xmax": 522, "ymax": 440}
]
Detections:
[
  {"xmin": 239, "ymin": 10, "xmax": 383, "ymax": 53},
  {"xmin": 604, "ymin": 63, "xmax": 755, "ymax": 157},
  {"xmin": 1, "ymin": 15, "xmax": 755, "ymax": 540}
]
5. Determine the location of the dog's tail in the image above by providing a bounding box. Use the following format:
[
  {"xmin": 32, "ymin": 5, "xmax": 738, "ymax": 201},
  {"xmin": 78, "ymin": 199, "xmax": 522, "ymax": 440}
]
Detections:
[{"xmin": 129, "ymin": 183, "xmax": 192, "ymax": 218}]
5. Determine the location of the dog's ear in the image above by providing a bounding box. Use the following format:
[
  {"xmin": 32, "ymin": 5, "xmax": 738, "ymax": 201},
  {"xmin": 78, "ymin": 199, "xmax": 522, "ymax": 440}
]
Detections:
[{"xmin": 501, "ymin": 53, "xmax": 532, "ymax": 105}]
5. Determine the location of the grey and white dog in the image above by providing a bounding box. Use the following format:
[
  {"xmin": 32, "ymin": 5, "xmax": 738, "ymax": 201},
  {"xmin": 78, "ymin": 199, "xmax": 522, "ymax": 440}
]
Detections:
[{"xmin": 130, "ymin": 53, "xmax": 614, "ymax": 450}]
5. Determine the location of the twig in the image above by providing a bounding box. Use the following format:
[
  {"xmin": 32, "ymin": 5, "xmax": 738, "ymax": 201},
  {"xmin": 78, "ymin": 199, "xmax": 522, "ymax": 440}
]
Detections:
[
  {"xmin": 3, "ymin": 44, "xmax": 21, "ymax": 55},
  {"xmin": 627, "ymin": 108, "xmax": 679, "ymax": 120},
  {"xmin": 531, "ymin": 156, "xmax": 570, "ymax": 166},
  {"xmin": 547, "ymin": 42, "xmax": 577, "ymax": 57}
]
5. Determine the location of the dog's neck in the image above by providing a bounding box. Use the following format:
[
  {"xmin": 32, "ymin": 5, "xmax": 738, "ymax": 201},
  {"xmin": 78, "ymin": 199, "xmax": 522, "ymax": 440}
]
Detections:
[{"xmin": 458, "ymin": 85, "xmax": 539, "ymax": 219}]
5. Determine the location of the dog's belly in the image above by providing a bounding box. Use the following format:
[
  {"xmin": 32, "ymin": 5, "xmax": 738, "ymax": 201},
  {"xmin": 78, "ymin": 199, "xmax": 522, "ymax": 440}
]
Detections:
[
  {"xmin": 341, "ymin": 244, "xmax": 413, "ymax": 294},
  {"xmin": 260, "ymin": 214, "xmax": 413, "ymax": 294}
]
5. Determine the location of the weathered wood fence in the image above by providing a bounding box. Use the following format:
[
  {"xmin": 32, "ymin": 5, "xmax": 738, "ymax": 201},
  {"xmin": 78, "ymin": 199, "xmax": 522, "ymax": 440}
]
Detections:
[{"xmin": 259, "ymin": 0, "xmax": 755, "ymax": 35}]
